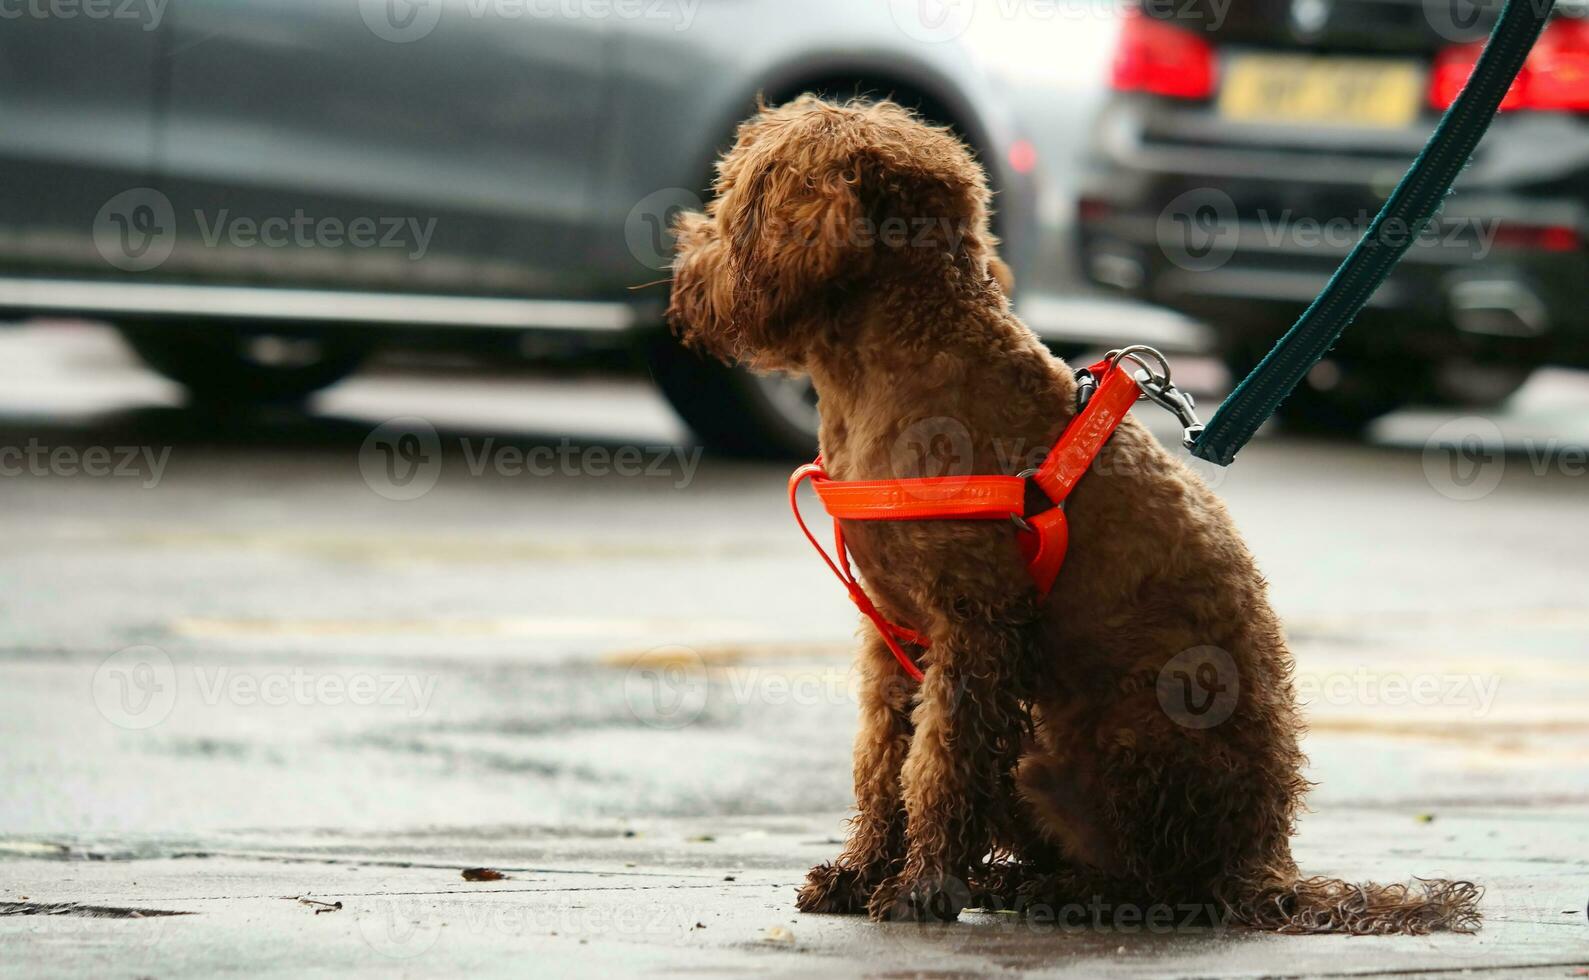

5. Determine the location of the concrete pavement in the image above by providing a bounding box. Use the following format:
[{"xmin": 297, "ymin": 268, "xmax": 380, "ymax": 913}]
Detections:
[{"xmin": 1, "ymin": 322, "xmax": 1587, "ymax": 977}]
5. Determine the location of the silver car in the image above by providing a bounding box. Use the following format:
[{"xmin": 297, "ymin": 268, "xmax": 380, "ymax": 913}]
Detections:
[{"xmin": 0, "ymin": 0, "xmax": 1163, "ymax": 453}]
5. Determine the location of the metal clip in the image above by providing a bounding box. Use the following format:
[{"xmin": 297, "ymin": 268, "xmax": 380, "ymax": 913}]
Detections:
[{"xmin": 1136, "ymin": 374, "xmax": 1206, "ymax": 452}]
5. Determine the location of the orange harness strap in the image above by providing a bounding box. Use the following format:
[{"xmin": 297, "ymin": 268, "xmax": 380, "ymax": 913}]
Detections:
[{"xmin": 788, "ymin": 357, "xmax": 1147, "ymax": 682}]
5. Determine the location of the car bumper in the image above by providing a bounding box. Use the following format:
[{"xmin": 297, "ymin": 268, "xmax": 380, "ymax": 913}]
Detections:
[{"xmin": 1074, "ymin": 99, "xmax": 1589, "ymax": 362}]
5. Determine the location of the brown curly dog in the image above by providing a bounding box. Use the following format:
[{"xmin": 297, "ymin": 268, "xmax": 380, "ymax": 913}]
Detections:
[{"xmin": 666, "ymin": 95, "xmax": 1480, "ymax": 935}]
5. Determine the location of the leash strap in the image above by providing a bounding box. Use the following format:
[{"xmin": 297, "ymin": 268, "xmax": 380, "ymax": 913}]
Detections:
[
  {"xmin": 1032, "ymin": 358, "xmax": 1143, "ymax": 503},
  {"xmin": 1190, "ymin": 0, "xmax": 1557, "ymax": 466}
]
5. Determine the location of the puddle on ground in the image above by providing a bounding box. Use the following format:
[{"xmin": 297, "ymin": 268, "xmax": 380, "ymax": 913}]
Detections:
[{"xmin": 0, "ymin": 901, "xmax": 191, "ymax": 918}]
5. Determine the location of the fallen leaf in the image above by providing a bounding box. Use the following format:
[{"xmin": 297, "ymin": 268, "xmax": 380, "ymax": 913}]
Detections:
[{"xmin": 462, "ymin": 868, "xmax": 507, "ymax": 882}]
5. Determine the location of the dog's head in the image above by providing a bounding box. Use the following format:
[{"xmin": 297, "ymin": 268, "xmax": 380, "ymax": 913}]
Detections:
[{"xmin": 666, "ymin": 96, "xmax": 1008, "ymax": 371}]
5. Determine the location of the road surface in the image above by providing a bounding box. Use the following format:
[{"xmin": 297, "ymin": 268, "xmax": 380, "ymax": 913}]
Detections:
[{"xmin": 1, "ymin": 322, "xmax": 1586, "ymax": 977}]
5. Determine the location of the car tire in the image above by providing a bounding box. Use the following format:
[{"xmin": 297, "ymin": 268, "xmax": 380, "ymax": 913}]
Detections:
[
  {"xmin": 118, "ymin": 324, "xmax": 369, "ymax": 406},
  {"xmin": 645, "ymin": 331, "xmax": 819, "ymax": 458},
  {"xmin": 1225, "ymin": 353, "xmax": 1412, "ymax": 436}
]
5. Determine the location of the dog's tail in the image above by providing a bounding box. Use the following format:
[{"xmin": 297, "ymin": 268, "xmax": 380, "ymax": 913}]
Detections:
[{"xmin": 1227, "ymin": 876, "xmax": 1482, "ymax": 935}]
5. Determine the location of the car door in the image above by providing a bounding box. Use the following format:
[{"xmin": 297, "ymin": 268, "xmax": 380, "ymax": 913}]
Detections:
[
  {"xmin": 0, "ymin": 7, "xmax": 165, "ymax": 281},
  {"xmin": 155, "ymin": 0, "xmax": 609, "ymax": 298}
]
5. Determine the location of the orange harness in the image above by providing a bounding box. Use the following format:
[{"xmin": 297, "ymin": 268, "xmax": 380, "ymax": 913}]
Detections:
[{"xmin": 789, "ymin": 350, "xmax": 1201, "ymax": 682}]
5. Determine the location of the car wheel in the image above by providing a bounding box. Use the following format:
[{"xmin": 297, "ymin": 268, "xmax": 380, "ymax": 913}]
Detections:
[
  {"xmin": 645, "ymin": 332, "xmax": 819, "ymax": 457},
  {"xmin": 1225, "ymin": 353, "xmax": 1413, "ymax": 436},
  {"xmin": 118, "ymin": 324, "xmax": 369, "ymax": 406}
]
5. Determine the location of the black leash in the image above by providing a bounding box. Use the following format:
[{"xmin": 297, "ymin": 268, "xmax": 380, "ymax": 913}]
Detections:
[{"xmin": 1189, "ymin": 0, "xmax": 1558, "ymax": 466}]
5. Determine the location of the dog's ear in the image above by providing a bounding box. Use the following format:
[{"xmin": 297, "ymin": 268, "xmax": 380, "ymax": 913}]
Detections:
[
  {"xmin": 665, "ymin": 209, "xmax": 739, "ymax": 361},
  {"xmin": 989, "ymin": 254, "xmax": 1015, "ymax": 296}
]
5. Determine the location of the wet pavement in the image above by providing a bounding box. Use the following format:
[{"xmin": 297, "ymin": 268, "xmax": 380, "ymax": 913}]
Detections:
[{"xmin": 1, "ymin": 322, "xmax": 1587, "ymax": 977}]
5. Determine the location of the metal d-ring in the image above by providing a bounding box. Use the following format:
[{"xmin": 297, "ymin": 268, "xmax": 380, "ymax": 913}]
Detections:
[
  {"xmin": 1010, "ymin": 467, "xmax": 1063, "ymax": 534},
  {"xmin": 1105, "ymin": 345, "xmax": 1172, "ymax": 390}
]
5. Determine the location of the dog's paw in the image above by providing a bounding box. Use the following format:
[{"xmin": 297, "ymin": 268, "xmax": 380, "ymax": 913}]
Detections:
[
  {"xmin": 868, "ymin": 874, "xmax": 970, "ymax": 922},
  {"xmin": 796, "ymin": 863, "xmax": 871, "ymax": 915}
]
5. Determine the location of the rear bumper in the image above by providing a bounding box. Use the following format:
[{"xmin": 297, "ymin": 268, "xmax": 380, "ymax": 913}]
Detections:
[{"xmin": 1074, "ymin": 98, "xmax": 1589, "ymax": 363}]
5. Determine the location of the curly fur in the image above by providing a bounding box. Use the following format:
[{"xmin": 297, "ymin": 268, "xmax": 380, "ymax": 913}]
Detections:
[{"xmin": 666, "ymin": 95, "xmax": 1480, "ymax": 935}]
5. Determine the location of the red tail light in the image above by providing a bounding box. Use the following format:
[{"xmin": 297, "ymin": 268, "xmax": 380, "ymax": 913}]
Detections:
[
  {"xmin": 1111, "ymin": 10, "xmax": 1217, "ymax": 100},
  {"xmin": 1430, "ymin": 17, "xmax": 1589, "ymax": 112}
]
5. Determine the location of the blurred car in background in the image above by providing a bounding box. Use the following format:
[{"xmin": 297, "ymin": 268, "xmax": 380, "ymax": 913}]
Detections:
[
  {"xmin": 0, "ymin": 0, "xmax": 1154, "ymax": 455},
  {"xmin": 1077, "ymin": 0, "xmax": 1589, "ymax": 432}
]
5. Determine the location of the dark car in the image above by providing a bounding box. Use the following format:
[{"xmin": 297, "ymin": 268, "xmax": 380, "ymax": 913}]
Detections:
[{"xmin": 1076, "ymin": 0, "xmax": 1589, "ymax": 431}]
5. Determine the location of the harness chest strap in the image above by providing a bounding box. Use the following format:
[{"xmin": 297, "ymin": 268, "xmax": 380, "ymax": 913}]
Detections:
[{"xmin": 787, "ymin": 357, "xmax": 1146, "ymax": 682}]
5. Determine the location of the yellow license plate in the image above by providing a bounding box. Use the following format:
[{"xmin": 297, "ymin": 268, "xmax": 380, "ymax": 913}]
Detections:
[{"xmin": 1218, "ymin": 55, "xmax": 1424, "ymax": 128}]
